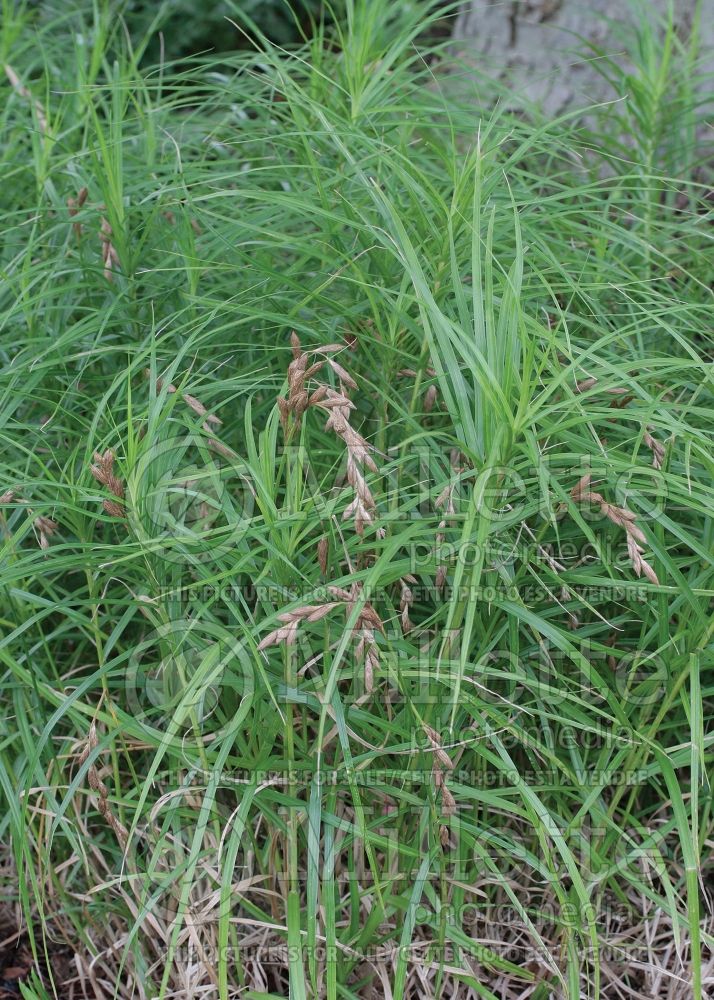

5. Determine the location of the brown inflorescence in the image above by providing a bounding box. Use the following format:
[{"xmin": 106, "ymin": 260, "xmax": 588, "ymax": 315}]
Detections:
[{"xmin": 570, "ymin": 474, "xmax": 659, "ymax": 585}]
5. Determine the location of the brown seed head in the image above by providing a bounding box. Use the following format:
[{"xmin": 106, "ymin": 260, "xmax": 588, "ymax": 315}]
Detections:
[
  {"xmin": 570, "ymin": 476, "xmax": 659, "ymax": 585},
  {"xmin": 317, "ymin": 537, "xmax": 329, "ymax": 575},
  {"xmin": 34, "ymin": 515, "xmax": 57, "ymax": 550}
]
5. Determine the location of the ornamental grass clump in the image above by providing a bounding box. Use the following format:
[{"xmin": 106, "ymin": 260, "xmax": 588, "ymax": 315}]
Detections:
[{"xmin": 0, "ymin": 3, "xmax": 711, "ymax": 997}]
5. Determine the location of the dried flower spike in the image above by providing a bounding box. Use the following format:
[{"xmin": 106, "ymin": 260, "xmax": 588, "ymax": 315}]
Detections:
[
  {"xmin": 34, "ymin": 516, "xmax": 57, "ymax": 550},
  {"xmin": 574, "ymin": 376, "xmax": 628, "ymax": 396},
  {"xmin": 277, "ymin": 332, "xmax": 381, "ymax": 537},
  {"xmin": 317, "ymin": 536, "xmax": 329, "ymax": 576},
  {"xmin": 99, "ymin": 218, "xmax": 120, "ymax": 282},
  {"xmin": 423, "ymin": 725, "xmax": 456, "ymax": 816},
  {"xmin": 643, "ymin": 430, "xmax": 665, "ymax": 470},
  {"xmin": 67, "ymin": 186, "xmax": 88, "ymax": 239},
  {"xmin": 346, "ymin": 584, "xmax": 384, "ymax": 692},
  {"xmin": 399, "ymin": 575, "xmax": 416, "ymax": 633},
  {"xmin": 258, "ymin": 602, "xmax": 342, "ymax": 651},
  {"xmin": 147, "ymin": 370, "xmax": 225, "ymax": 442},
  {"xmin": 77, "ymin": 722, "xmax": 128, "ymax": 848},
  {"xmin": 4, "ymin": 63, "xmax": 47, "ymax": 133},
  {"xmin": 570, "ymin": 474, "xmax": 659, "ymax": 585},
  {"xmin": 423, "ymin": 725, "xmax": 454, "ymax": 770},
  {"xmin": 434, "ymin": 479, "xmax": 457, "ymax": 590},
  {"xmin": 90, "ymin": 449, "xmax": 126, "ymax": 517},
  {"xmin": 327, "ymin": 583, "xmax": 385, "ymax": 692}
]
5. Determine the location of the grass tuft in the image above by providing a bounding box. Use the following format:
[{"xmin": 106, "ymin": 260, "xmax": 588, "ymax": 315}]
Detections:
[{"xmin": 0, "ymin": 1, "xmax": 712, "ymax": 997}]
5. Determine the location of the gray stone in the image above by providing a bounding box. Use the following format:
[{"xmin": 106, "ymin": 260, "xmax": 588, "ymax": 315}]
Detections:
[{"xmin": 452, "ymin": 0, "xmax": 714, "ymax": 115}]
